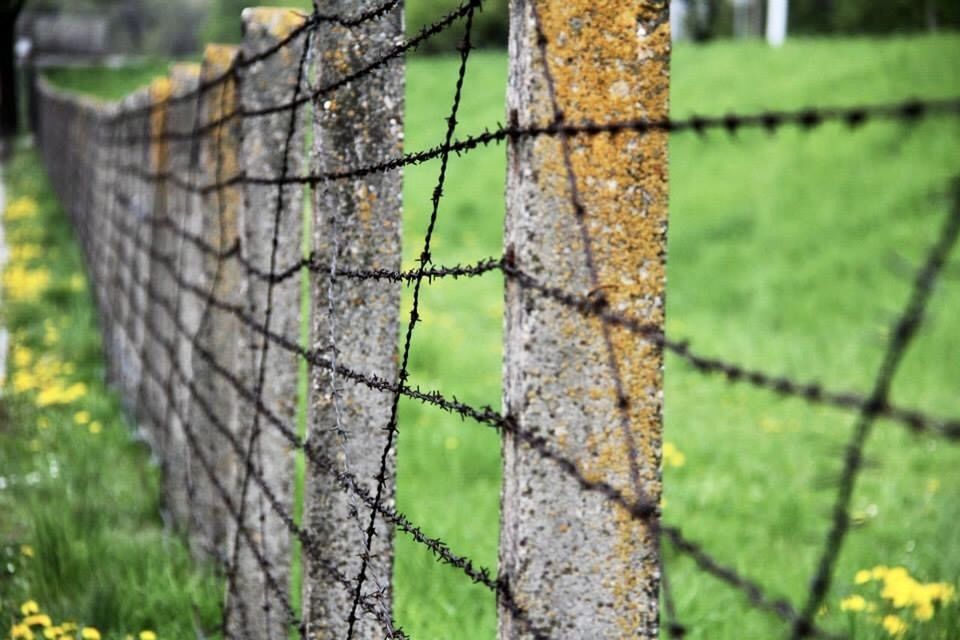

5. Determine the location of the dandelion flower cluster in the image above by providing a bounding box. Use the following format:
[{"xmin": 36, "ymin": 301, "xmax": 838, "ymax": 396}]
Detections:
[
  {"xmin": 3, "ymin": 264, "xmax": 51, "ymax": 302},
  {"xmin": 841, "ymin": 565, "xmax": 956, "ymax": 636},
  {"xmin": 9, "ymin": 600, "xmax": 82, "ymax": 640},
  {"xmin": 7, "ymin": 600, "xmax": 157, "ymax": 640},
  {"xmin": 4, "ymin": 196, "xmax": 39, "ymax": 221}
]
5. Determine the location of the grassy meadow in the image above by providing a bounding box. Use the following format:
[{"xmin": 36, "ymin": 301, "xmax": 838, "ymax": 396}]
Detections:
[{"xmin": 5, "ymin": 32, "xmax": 960, "ymax": 639}]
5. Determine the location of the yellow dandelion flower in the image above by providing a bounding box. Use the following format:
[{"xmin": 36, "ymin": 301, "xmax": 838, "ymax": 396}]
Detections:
[
  {"xmin": 42, "ymin": 321, "xmax": 59, "ymax": 347},
  {"xmin": 882, "ymin": 614, "xmax": 907, "ymax": 637},
  {"xmin": 880, "ymin": 567, "xmax": 918, "ymax": 608},
  {"xmin": 913, "ymin": 599, "xmax": 934, "ymax": 622},
  {"xmin": 42, "ymin": 626, "xmax": 63, "ymax": 639},
  {"xmin": 925, "ymin": 582, "xmax": 955, "ymax": 603},
  {"xmin": 11, "ymin": 623, "xmax": 34, "ymax": 639},
  {"xmin": 60, "ymin": 623, "xmax": 77, "ymax": 632},
  {"xmin": 840, "ymin": 595, "xmax": 867, "ymax": 612},
  {"xmin": 20, "ymin": 600, "xmax": 40, "ymax": 615},
  {"xmin": 854, "ymin": 569, "xmax": 873, "ymax": 585},
  {"xmin": 11, "ymin": 244, "xmax": 42, "ymax": 263},
  {"xmin": 20, "ymin": 544, "xmax": 34, "ymax": 558},
  {"xmin": 74, "ymin": 411, "xmax": 91, "ymax": 425},
  {"xmin": 81, "ymin": 627, "xmax": 101, "ymax": 640},
  {"xmin": 139, "ymin": 631, "xmax": 158, "ymax": 640},
  {"xmin": 3, "ymin": 265, "xmax": 51, "ymax": 301},
  {"xmin": 5, "ymin": 196, "xmax": 39, "ymax": 221},
  {"xmin": 871, "ymin": 565, "xmax": 889, "ymax": 580},
  {"xmin": 663, "ymin": 442, "xmax": 686, "ymax": 468},
  {"xmin": 36, "ymin": 382, "xmax": 87, "ymax": 407},
  {"xmin": 69, "ymin": 274, "xmax": 86, "ymax": 291},
  {"xmin": 23, "ymin": 615, "xmax": 52, "ymax": 628},
  {"xmin": 89, "ymin": 421, "xmax": 102, "ymax": 435},
  {"xmin": 13, "ymin": 370, "xmax": 38, "ymax": 393},
  {"xmin": 13, "ymin": 345, "xmax": 34, "ymax": 368}
]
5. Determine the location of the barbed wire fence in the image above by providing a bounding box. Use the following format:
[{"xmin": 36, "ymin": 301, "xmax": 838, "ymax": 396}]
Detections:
[{"xmin": 29, "ymin": 0, "xmax": 960, "ymax": 638}]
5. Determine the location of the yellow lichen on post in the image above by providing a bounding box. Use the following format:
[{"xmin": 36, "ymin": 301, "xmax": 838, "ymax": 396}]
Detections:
[
  {"xmin": 501, "ymin": 1, "xmax": 669, "ymax": 638},
  {"xmin": 241, "ymin": 7, "xmax": 307, "ymax": 40},
  {"xmin": 148, "ymin": 77, "xmax": 171, "ymax": 174},
  {"xmin": 542, "ymin": 1, "xmax": 669, "ymax": 634},
  {"xmin": 201, "ymin": 44, "xmax": 241, "ymax": 220}
]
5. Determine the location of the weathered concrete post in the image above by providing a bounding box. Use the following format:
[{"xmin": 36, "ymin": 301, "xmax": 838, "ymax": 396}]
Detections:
[
  {"xmin": 228, "ymin": 9, "xmax": 307, "ymax": 638},
  {"xmin": 303, "ymin": 2, "xmax": 404, "ymax": 637},
  {"xmin": 90, "ymin": 102, "xmax": 120, "ymax": 364},
  {"xmin": 123, "ymin": 77, "xmax": 169, "ymax": 445},
  {"xmin": 115, "ymin": 87, "xmax": 153, "ymax": 416},
  {"xmin": 186, "ymin": 44, "xmax": 243, "ymax": 559},
  {"xmin": 152, "ymin": 63, "xmax": 202, "ymax": 529},
  {"xmin": 133, "ymin": 79, "xmax": 170, "ymax": 452},
  {"xmin": 500, "ymin": 1, "xmax": 669, "ymax": 638}
]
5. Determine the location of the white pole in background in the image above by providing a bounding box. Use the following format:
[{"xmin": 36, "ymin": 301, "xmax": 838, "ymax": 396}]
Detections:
[{"xmin": 767, "ymin": 0, "xmax": 788, "ymax": 46}]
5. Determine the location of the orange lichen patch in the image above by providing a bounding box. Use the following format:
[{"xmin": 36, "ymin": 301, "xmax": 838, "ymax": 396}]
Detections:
[
  {"xmin": 535, "ymin": 1, "xmax": 669, "ymax": 634},
  {"xmin": 199, "ymin": 47, "xmax": 242, "ymax": 251},
  {"xmin": 242, "ymin": 7, "xmax": 308, "ymax": 40},
  {"xmin": 149, "ymin": 76, "xmax": 172, "ymax": 103},
  {"xmin": 355, "ymin": 183, "xmax": 378, "ymax": 227},
  {"xmin": 203, "ymin": 44, "xmax": 240, "ymax": 77},
  {"xmin": 149, "ymin": 77, "xmax": 171, "ymax": 173}
]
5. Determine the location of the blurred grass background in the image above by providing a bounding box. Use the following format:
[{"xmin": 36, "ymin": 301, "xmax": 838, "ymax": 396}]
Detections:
[{"xmin": 3, "ymin": 29, "xmax": 959, "ymax": 640}]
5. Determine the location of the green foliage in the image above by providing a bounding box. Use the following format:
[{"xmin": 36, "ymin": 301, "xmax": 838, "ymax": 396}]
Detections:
[{"xmin": 791, "ymin": 0, "xmax": 960, "ymax": 35}]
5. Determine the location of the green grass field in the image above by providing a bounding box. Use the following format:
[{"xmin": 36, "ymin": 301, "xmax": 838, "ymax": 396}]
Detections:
[{"xmin": 6, "ymin": 32, "xmax": 960, "ymax": 639}]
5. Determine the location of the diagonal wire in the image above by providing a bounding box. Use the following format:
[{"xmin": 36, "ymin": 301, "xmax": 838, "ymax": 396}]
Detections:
[{"xmin": 790, "ymin": 178, "xmax": 960, "ymax": 639}]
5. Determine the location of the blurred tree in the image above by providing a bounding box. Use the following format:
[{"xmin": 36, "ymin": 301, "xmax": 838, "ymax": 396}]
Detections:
[
  {"xmin": 790, "ymin": 0, "xmax": 960, "ymax": 34},
  {"xmin": 201, "ymin": 0, "xmax": 247, "ymax": 45},
  {"xmin": 1, "ymin": 0, "xmax": 26, "ymax": 137}
]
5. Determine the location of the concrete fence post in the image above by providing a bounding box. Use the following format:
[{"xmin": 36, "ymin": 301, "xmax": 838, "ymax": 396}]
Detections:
[
  {"xmin": 500, "ymin": 1, "xmax": 670, "ymax": 638},
  {"xmin": 303, "ymin": 2, "xmax": 404, "ymax": 637},
  {"xmin": 115, "ymin": 87, "xmax": 153, "ymax": 417},
  {"xmin": 152, "ymin": 64, "xmax": 202, "ymax": 529},
  {"xmin": 87, "ymin": 102, "xmax": 116, "ymax": 363},
  {"xmin": 186, "ymin": 43, "xmax": 244, "ymax": 560},
  {"xmin": 133, "ymin": 79, "xmax": 170, "ymax": 452},
  {"xmin": 227, "ymin": 9, "xmax": 307, "ymax": 638}
]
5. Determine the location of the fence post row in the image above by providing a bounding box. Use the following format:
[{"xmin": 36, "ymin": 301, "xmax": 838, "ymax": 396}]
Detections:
[
  {"xmin": 303, "ymin": 1, "xmax": 404, "ymax": 637},
  {"xmin": 500, "ymin": 1, "xmax": 669, "ymax": 638},
  {"xmin": 28, "ymin": 1, "xmax": 669, "ymax": 636}
]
